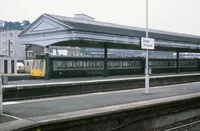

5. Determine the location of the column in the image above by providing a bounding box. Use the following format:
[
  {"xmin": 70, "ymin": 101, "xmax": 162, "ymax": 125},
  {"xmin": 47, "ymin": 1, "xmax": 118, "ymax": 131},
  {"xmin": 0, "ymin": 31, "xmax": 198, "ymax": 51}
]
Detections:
[
  {"xmin": 197, "ymin": 58, "xmax": 200, "ymax": 71},
  {"xmin": 176, "ymin": 51, "xmax": 180, "ymax": 73},
  {"xmin": 104, "ymin": 43, "xmax": 108, "ymax": 77},
  {"xmin": 0, "ymin": 60, "xmax": 3, "ymax": 74},
  {"xmin": 8, "ymin": 59, "xmax": 11, "ymax": 74},
  {"xmin": 14, "ymin": 59, "xmax": 17, "ymax": 74},
  {"xmin": 45, "ymin": 53, "xmax": 50, "ymax": 80}
]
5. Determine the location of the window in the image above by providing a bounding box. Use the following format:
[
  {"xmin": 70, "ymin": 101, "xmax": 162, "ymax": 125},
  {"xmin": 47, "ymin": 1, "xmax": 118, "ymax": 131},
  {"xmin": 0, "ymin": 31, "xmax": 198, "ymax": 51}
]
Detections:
[
  {"xmin": 10, "ymin": 51, "xmax": 13, "ymax": 56},
  {"xmin": 40, "ymin": 60, "xmax": 44, "ymax": 70},
  {"xmin": 27, "ymin": 51, "xmax": 34, "ymax": 57}
]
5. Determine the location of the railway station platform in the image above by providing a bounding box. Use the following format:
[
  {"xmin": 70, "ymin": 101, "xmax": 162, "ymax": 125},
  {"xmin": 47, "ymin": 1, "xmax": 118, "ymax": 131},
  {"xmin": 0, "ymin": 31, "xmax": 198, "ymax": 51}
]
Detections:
[
  {"xmin": 5, "ymin": 71, "xmax": 200, "ymax": 86},
  {"xmin": 1, "ymin": 82, "xmax": 200, "ymax": 130},
  {"xmin": 2, "ymin": 72, "xmax": 200, "ymax": 102}
]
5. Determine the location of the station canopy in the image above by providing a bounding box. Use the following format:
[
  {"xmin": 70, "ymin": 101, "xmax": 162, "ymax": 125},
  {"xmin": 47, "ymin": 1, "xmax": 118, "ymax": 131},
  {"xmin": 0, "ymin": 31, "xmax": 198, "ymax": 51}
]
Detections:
[{"xmin": 19, "ymin": 13, "xmax": 200, "ymax": 52}]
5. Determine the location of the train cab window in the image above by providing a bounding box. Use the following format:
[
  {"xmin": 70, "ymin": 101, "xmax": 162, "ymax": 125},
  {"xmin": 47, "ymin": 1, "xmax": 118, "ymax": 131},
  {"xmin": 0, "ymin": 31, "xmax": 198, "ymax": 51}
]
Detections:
[
  {"xmin": 40, "ymin": 60, "xmax": 44, "ymax": 70},
  {"xmin": 32, "ymin": 61, "xmax": 35, "ymax": 69},
  {"xmin": 34, "ymin": 61, "xmax": 40, "ymax": 69}
]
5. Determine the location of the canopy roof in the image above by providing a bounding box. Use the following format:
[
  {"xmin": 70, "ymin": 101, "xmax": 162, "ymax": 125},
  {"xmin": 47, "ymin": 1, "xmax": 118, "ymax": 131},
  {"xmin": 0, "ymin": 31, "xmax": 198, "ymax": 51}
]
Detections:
[{"xmin": 19, "ymin": 13, "xmax": 200, "ymax": 52}]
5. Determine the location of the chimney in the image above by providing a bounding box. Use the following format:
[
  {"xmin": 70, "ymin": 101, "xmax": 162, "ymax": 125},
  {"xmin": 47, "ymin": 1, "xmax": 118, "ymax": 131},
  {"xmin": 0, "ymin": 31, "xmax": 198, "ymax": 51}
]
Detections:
[{"xmin": 74, "ymin": 14, "xmax": 95, "ymax": 21}]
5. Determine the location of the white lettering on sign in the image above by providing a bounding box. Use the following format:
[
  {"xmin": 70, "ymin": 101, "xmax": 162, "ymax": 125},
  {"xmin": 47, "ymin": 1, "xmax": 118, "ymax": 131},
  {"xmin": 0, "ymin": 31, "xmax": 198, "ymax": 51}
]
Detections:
[{"xmin": 141, "ymin": 37, "xmax": 155, "ymax": 50}]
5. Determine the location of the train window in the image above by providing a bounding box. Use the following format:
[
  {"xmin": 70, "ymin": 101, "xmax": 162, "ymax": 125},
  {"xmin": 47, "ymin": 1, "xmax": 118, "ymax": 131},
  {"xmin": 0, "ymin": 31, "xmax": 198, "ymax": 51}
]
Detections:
[
  {"xmin": 40, "ymin": 60, "xmax": 44, "ymax": 70},
  {"xmin": 96, "ymin": 61, "xmax": 99, "ymax": 68},
  {"xmin": 82, "ymin": 61, "xmax": 85, "ymax": 68},
  {"xmin": 92, "ymin": 61, "xmax": 95, "ymax": 68},
  {"xmin": 125, "ymin": 61, "xmax": 128, "ymax": 67},
  {"xmin": 87, "ymin": 61, "xmax": 90, "ymax": 68},
  {"xmin": 130, "ymin": 61, "xmax": 133, "ymax": 67},
  {"xmin": 35, "ymin": 61, "xmax": 40, "ymax": 69},
  {"xmin": 76, "ymin": 61, "xmax": 80, "ymax": 68},
  {"xmin": 32, "ymin": 61, "xmax": 35, "ymax": 69},
  {"xmin": 120, "ymin": 61, "xmax": 123, "ymax": 67},
  {"xmin": 72, "ymin": 61, "xmax": 76, "ymax": 68},
  {"xmin": 122, "ymin": 61, "xmax": 125, "ymax": 67},
  {"xmin": 108, "ymin": 61, "xmax": 110, "ymax": 68},
  {"xmin": 68, "ymin": 61, "xmax": 71, "ymax": 68},
  {"xmin": 91, "ymin": 61, "xmax": 94, "ymax": 68},
  {"xmin": 69, "ymin": 61, "xmax": 72, "ymax": 68},
  {"xmin": 100, "ymin": 61, "xmax": 104, "ymax": 68},
  {"xmin": 134, "ymin": 61, "xmax": 138, "ymax": 68},
  {"xmin": 122, "ymin": 61, "xmax": 124, "ymax": 67},
  {"xmin": 79, "ymin": 61, "xmax": 82, "ymax": 68},
  {"xmin": 110, "ymin": 61, "xmax": 114, "ymax": 68},
  {"xmin": 60, "ymin": 61, "xmax": 65, "ymax": 69},
  {"xmin": 117, "ymin": 61, "xmax": 120, "ymax": 67}
]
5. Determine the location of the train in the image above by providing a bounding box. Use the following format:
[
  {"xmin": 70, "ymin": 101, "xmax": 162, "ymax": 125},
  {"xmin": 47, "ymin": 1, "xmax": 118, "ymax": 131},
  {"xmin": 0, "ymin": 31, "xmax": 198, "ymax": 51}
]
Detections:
[{"xmin": 27, "ymin": 55, "xmax": 200, "ymax": 78}]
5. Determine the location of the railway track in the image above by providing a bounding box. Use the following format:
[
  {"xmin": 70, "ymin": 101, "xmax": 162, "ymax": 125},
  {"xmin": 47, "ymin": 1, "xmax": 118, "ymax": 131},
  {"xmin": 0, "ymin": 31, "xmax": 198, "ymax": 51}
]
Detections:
[{"xmin": 166, "ymin": 120, "xmax": 200, "ymax": 131}]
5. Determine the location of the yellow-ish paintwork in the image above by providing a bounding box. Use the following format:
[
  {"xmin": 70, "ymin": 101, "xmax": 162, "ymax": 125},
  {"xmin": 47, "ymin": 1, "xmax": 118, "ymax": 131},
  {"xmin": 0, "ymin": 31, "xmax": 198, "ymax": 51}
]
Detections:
[{"xmin": 30, "ymin": 59, "xmax": 46, "ymax": 77}]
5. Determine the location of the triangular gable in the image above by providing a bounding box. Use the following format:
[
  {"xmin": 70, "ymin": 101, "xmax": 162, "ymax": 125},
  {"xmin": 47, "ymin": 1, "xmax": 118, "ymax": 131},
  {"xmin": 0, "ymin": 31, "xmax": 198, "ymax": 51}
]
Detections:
[
  {"xmin": 31, "ymin": 21, "xmax": 58, "ymax": 32},
  {"xmin": 19, "ymin": 14, "xmax": 73, "ymax": 36}
]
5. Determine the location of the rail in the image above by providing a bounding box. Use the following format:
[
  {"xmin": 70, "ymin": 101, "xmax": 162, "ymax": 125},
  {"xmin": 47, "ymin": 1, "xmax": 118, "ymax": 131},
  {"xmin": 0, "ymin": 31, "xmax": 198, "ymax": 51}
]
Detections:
[{"xmin": 165, "ymin": 120, "xmax": 200, "ymax": 131}]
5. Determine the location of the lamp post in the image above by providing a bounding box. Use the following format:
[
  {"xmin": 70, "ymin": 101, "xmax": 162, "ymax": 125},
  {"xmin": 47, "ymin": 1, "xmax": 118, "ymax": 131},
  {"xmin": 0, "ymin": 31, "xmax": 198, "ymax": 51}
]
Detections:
[
  {"xmin": 145, "ymin": 0, "xmax": 149, "ymax": 94},
  {"xmin": 0, "ymin": 75, "xmax": 2, "ymax": 115}
]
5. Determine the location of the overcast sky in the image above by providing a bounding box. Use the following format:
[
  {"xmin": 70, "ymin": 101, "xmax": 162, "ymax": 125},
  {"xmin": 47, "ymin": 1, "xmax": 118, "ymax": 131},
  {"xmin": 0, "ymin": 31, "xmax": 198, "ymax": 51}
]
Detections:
[{"xmin": 1, "ymin": 0, "xmax": 200, "ymax": 35}]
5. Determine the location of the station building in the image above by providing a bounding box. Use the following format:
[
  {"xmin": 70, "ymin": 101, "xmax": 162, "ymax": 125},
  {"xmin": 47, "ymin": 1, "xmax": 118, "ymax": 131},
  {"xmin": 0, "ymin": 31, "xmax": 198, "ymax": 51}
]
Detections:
[{"xmin": 18, "ymin": 13, "xmax": 200, "ymax": 78}]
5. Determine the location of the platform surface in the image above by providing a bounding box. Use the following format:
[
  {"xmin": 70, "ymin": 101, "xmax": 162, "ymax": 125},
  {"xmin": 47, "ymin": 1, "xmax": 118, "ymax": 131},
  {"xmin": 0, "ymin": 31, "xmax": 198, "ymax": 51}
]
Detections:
[{"xmin": 1, "ymin": 82, "xmax": 200, "ymax": 128}]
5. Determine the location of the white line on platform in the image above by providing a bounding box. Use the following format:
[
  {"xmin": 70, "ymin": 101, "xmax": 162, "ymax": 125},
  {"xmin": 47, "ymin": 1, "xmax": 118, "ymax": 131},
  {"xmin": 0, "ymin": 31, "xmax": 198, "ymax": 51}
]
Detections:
[
  {"xmin": 3, "ymin": 113, "xmax": 22, "ymax": 120},
  {"xmin": 3, "ymin": 82, "xmax": 200, "ymax": 106},
  {"xmin": 3, "ymin": 101, "xmax": 19, "ymax": 105}
]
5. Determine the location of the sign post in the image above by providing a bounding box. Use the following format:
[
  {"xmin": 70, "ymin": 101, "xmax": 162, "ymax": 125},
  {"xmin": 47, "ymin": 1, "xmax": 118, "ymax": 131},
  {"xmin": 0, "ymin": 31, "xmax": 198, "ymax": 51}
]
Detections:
[
  {"xmin": 141, "ymin": 37, "xmax": 154, "ymax": 94},
  {"xmin": 141, "ymin": 0, "xmax": 154, "ymax": 94}
]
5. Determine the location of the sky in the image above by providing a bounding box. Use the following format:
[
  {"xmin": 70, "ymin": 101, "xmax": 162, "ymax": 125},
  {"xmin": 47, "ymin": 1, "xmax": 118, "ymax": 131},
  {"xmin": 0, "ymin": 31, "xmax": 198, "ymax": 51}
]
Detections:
[{"xmin": 1, "ymin": 0, "xmax": 200, "ymax": 35}]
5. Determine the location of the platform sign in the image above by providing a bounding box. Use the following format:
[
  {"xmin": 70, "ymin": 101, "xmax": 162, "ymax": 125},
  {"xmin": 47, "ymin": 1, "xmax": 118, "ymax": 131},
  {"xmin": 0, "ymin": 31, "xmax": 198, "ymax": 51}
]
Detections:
[
  {"xmin": 44, "ymin": 47, "xmax": 53, "ymax": 54},
  {"xmin": 141, "ymin": 37, "xmax": 155, "ymax": 50}
]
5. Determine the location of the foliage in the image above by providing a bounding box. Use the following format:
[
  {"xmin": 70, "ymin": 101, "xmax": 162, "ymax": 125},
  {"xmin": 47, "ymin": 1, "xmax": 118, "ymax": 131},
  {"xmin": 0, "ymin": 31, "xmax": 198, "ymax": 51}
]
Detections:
[{"xmin": 0, "ymin": 20, "xmax": 30, "ymax": 31}]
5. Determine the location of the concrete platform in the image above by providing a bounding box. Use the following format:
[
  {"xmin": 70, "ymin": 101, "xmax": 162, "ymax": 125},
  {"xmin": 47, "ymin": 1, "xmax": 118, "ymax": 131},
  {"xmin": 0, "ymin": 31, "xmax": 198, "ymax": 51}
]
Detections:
[
  {"xmin": 0, "ymin": 82, "xmax": 200, "ymax": 130},
  {"xmin": 3, "ymin": 72, "xmax": 200, "ymax": 102},
  {"xmin": 5, "ymin": 72, "xmax": 200, "ymax": 86},
  {"xmin": 2, "ymin": 73, "xmax": 31, "ymax": 82}
]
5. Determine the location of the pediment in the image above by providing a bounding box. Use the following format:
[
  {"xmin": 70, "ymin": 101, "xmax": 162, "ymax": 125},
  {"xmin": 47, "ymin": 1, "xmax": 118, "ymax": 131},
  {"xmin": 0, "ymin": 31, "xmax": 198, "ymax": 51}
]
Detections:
[
  {"xmin": 31, "ymin": 21, "xmax": 58, "ymax": 32},
  {"xmin": 19, "ymin": 15, "xmax": 72, "ymax": 36}
]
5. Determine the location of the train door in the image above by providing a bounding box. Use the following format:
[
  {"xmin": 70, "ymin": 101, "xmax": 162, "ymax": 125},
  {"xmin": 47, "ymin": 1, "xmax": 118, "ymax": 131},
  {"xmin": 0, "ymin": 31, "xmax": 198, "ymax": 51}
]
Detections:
[
  {"xmin": 11, "ymin": 60, "xmax": 15, "ymax": 73},
  {"xmin": 4, "ymin": 60, "xmax": 8, "ymax": 74}
]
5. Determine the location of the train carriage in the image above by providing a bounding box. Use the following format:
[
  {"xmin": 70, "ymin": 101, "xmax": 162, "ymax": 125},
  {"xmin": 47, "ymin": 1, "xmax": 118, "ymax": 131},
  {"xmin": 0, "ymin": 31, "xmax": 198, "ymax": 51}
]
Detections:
[{"xmin": 30, "ymin": 55, "xmax": 200, "ymax": 78}]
